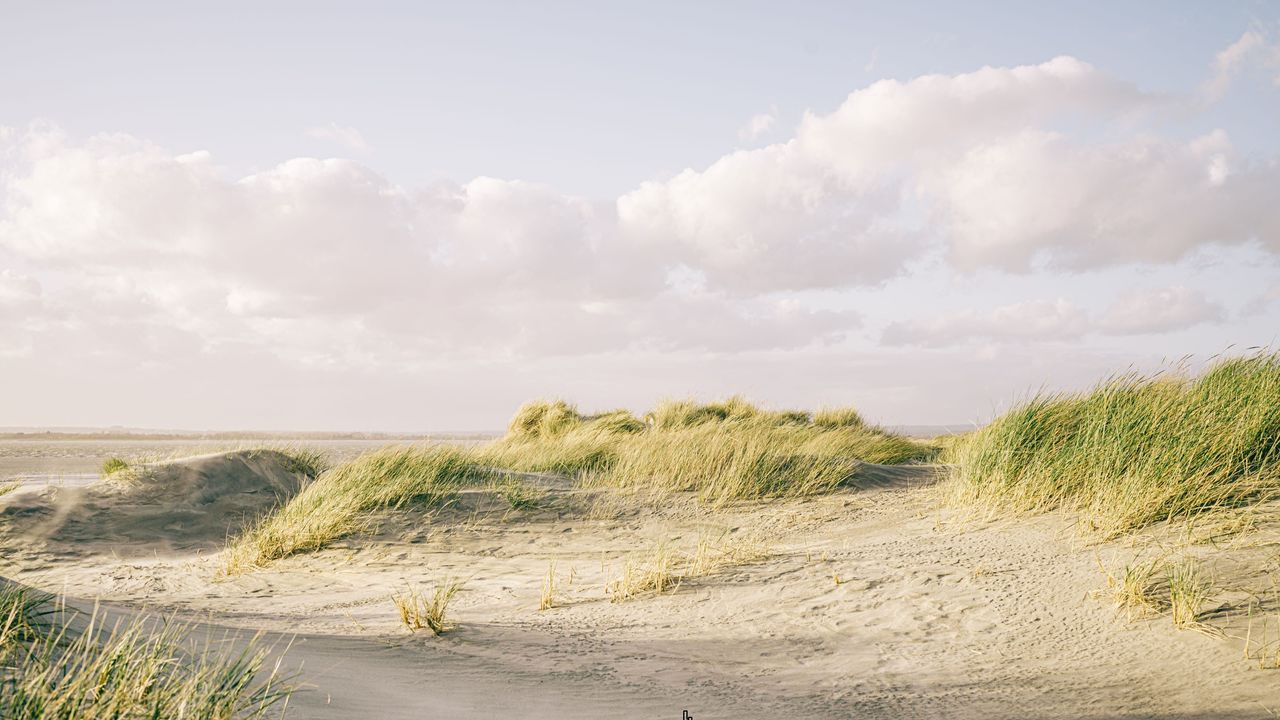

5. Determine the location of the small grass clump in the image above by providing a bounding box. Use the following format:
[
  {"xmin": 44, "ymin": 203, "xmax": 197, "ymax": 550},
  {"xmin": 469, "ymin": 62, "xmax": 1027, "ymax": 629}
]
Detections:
[
  {"xmin": 946, "ymin": 353, "xmax": 1280, "ymax": 535},
  {"xmin": 100, "ymin": 456, "xmax": 130, "ymax": 476},
  {"xmin": 393, "ymin": 579, "xmax": 464, "ymax": 634},
  {"xmin": 539, "ymin": 562, "xmax": 557, "ymax": 611},
  {"xmin": 1104, "ymin": 557, "xmax": 1164, "ymax": 618},
  {"xmin": 0, "ymin": 585, "xmax": 293, "ymax": 719},
  {"xmin": 222, "ymin": 445, "xmax": 483, "ymax": 574},
  {"xmin": 607, "ymin": 542, "xmax": 680, "ymax": 602},
  {"xmin": 1167, "ymin": 559, "xmax": 1211, "ymax": 628},
  {"xmin": 607, "ymin": 534, "xmax": 770, "ymax": 603}
]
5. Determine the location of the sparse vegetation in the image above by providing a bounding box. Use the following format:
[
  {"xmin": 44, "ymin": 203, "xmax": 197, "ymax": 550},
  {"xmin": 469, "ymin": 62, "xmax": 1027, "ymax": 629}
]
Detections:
[
  {"xmin": 606, "ymin": 534, "xmax": 771, "ymax": 602},
  {"xmin": 1104, "ymin": 557, "xmax": 1164, "ymax": 618},
  {"xmin": 100, "ymin": 456, "xmax": 130, "ymax": 476},
  {"xmin": 607, "ymin": 542, "xmax": 680, "ymax": 602},
  {"xmin": 1167, "ymin": 559, "xmax": 1211, "ymax": 628},
  {"xmin": 945, "ymin": 353, "xmax": 1280, "ymax": 535},
  {"xmin": 393, "ymin": 579, "xmax": 464, "ymax": 634},
  {"xmin": 0, "ymin": 584, "xmax": 293, "ymax": 719},
  {"xmin": 223, "ymin": 396, "xmax": 930, "ymax": 570},
  {"xmin": 539, "ymin": 561, "xmax": 557, "ymax": 611},
  {"xmin": 222, "ymin": 445, "xmax": 483, "ymax": 574}
]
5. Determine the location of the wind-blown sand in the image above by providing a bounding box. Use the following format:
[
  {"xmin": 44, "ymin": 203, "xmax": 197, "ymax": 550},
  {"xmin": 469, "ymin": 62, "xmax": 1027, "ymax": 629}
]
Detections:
[{"xmin": 2, "ymin": 451, "xmax": 1278, "ymax": 718}]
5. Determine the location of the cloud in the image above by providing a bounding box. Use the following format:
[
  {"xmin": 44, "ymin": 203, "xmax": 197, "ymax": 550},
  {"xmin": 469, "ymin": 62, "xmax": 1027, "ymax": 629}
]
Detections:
[
  {"xmin": 1201, "ymin": 30, "xmax": 1279, "ymax": 101},
  {"xmin": 883, "ymin": 287, "xmax": 1226, "ymax": 347},
  {"xmin": 304, "ymin": 122, "xmax": 370, "ymax": 152},
  {"xmin": 882, "ymin": 299, "xmax": 1089, "ymax": 347},
  {"xmin": 926, "ymin": 129, "xmax": 1280, "ymax": 270},
  {"xmin": 737, "ymin": 106, "xmax": 778, "ymax": 141},
  {"xmin": 1098, "ymin": 286, "xmax": 1224, "ymax": 335},
  {"xmin": 2, "ymin": 51, "xmax": 1278, "ymax": 385},
  {"xmin": 0, "ymin": 127, "xmax": 847, "ymax": 371}
]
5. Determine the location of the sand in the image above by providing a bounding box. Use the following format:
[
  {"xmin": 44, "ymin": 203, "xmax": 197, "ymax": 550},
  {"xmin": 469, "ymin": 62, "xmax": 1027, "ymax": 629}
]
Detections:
[{"xmin": 2, "ymin": 451, "xmax": 1278, "ymax": 718}]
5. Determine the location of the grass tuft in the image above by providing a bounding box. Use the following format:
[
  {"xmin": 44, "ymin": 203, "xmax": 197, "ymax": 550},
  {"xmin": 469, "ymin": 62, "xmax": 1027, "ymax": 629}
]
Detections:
[
  {"xmin": 393, "ymin": 579, "xmax": 464, "ymax": 635},
  {"xmin": 222, "ymin": 445, "xmax": 483, "ymax": 574},
  {"xmin": 539, "ymin": 562, "xmax": 557, "ymax": 611},
  {"xmin": 1167, "ymin": 559, "xmax": 1211, "ymax": 628},
  {"xmin": 1104, "ymin": 557, "xmax": 1164, "ymax": 618},
  {"xmin": 0, "ymin": 585, "xmax": 293, "ymax": 719},
  {"xmin": 607, "ymin": 542, "xmax": 680, "ymax": 602},
  {"xmin": 945, "ymin": 353, "xmax": 1280, "ymax": 535},
  {"xmin": 100, "ymin": 456, "xmax": 130, "ymax": 476}
]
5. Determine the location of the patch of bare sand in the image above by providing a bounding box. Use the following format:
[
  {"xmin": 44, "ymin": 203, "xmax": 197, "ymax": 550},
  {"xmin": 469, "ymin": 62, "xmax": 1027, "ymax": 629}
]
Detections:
[{"xmin": 2, "ymin": 453, "xmax": 1279, "ymax": 718}]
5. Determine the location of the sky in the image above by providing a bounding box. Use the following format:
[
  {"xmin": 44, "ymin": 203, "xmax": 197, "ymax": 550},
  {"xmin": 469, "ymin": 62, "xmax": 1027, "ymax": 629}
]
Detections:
[{"xmin": 1, "ymin": 1, "xmax": 1279, "ymax": 431}]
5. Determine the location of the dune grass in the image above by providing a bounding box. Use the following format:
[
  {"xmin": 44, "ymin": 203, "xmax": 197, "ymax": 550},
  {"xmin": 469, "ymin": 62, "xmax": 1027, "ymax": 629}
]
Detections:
[
  {"xmin": 480, "ymin": 397, "xmax": 933, "ymax": 505},
  {"xmin": 945, "ymin": 354, "xmax": 1280, "ymax": 535},
  {"xmin": 100, "ymin": 456, "xmax": 130, "ymax": 476},
  {"xmin": 222, "ymin": 445, "xmax": 483, "ymax": 574},
  {"xmin": 222, "ymin": 397, "xmax": 929, "ymax": 571},
  {"xmin": 606, "ymin": 533, "xmax": 771, "ymax": 602},
  {"xmin": 0, "ymin": 585, "xmax": 293, "ymax": 719},
  {"xmin": 392, "ymin": 579, "xmax": 464, "ymax": 634},
  {"xmin": 539, "ymin": 562, "xmax": 557, "ymax": 611}
]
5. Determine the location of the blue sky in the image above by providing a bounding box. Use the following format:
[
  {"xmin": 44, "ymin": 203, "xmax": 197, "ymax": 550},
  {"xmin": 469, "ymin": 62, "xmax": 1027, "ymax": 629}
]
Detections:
[{"xmin": 1, "ymin": 1, "xmax": 1278, "ymax": 430}]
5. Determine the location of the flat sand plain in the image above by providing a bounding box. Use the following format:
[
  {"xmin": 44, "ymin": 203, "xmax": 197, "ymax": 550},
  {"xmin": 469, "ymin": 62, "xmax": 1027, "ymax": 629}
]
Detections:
[{"xmin": 2, "ymin": 446, "xmax": 1279, "ymax": 719}]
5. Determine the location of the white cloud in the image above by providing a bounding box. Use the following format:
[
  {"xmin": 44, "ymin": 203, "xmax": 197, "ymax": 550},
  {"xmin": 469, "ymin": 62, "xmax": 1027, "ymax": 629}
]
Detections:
[
  {"xmin": 926, "ymin": 129, "xmax": 1280, "ymax": 270},
  {"xmin": 737, "ymin": 106, "xmax": 777, "ymax": 141},
  {"xmin": 1098, "ymin": 286, "xmax": 1224, "ymax": 335},
  {"xmin": 1202, "ymin": 30, "xmax": 1273, "ymax": 101},
  {"xmin": 883, "ymin": 286, "xmax": 1227, "ymax": 348},
  {"xmin": 2, "ymin": 51, "xmax": 1278, "ymax": 392},
  {"xmin": 882, "ymin": 299, "xmax": 1089, "ymax": 347},
  {"xmin": 304, "ymin": 122, "xmax": 370, "ymax": 152}
]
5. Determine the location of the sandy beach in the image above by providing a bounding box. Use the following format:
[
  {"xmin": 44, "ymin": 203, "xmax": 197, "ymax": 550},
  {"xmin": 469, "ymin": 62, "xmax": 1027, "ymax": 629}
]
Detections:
[{"xmin": 4, "ymin": 447, "xmax": 1277, "ymax": 719}]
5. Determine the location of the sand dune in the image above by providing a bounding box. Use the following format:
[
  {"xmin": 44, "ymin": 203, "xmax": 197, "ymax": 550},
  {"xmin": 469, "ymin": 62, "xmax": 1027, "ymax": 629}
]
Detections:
[
  {"xmin": 0, "ymin": 450, "xmax": 310, "ymax": 551},
  {"xmin": 2, "ymin": 451, "xmax": 1278, "ymax": 718}
]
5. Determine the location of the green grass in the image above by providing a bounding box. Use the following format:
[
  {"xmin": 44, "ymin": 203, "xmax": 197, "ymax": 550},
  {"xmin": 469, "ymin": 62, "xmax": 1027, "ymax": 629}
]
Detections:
[
  {"xmin": 222, "ymin": 445, "xmax": 483, "ymax": 574},
  {"xmin": 479, "ymin": 397, "xmax": 933, "ymax": 504},
  {"xmin": 223, "ymin": 397, "xmax": 932, "ymax": 571},
  {"xmin": 100, "ymin": 456, "xmax": 130, "ymax": 476},
  {"xmin": 0, "ymin": 585, "xmax": 293, "ymax": 719},
  {"xmin": 945, "ymin": 353, "xmax": 1280, "ymax": 535}
]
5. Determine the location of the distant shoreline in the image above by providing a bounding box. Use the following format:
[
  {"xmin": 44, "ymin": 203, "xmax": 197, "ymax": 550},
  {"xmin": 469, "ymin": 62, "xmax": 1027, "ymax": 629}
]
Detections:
[{"xmin": 0, "ymin": 430, "xmax": 502, "ymax": 442}]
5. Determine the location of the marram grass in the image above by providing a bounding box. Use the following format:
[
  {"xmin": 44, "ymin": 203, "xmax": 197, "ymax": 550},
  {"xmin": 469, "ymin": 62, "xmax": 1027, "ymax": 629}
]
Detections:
[
  {"xmin": 222, "ymin": 445, "xmax": 482, "ymax": 575},
  {"xmin": 479, "ymin": 397, "xmax": 933, "ymax": 504},
  {"xmin": 0, "ymin": 585, "xmax": 293, "ymax": 719},
  {"xmin": 945, "ymin": 354, "xmax": 1280, "ymax": 535},
  {"xmin": 223, "ymin": 397, "xmax": 931, "ymax": 571}
]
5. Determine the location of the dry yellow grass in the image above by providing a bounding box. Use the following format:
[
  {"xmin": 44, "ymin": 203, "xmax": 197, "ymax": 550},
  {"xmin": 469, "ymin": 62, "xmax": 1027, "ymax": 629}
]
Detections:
[
  {"xmin": 606, "ymin": 533, "xmax": 771, "ymax": 603},
  {"xmin": 392, "ymin": 579, "xmax": 464, "ymax": 635},
  {"xmin": 539, "ymin": 562, "xmax": 557, "ymax": 611}
]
